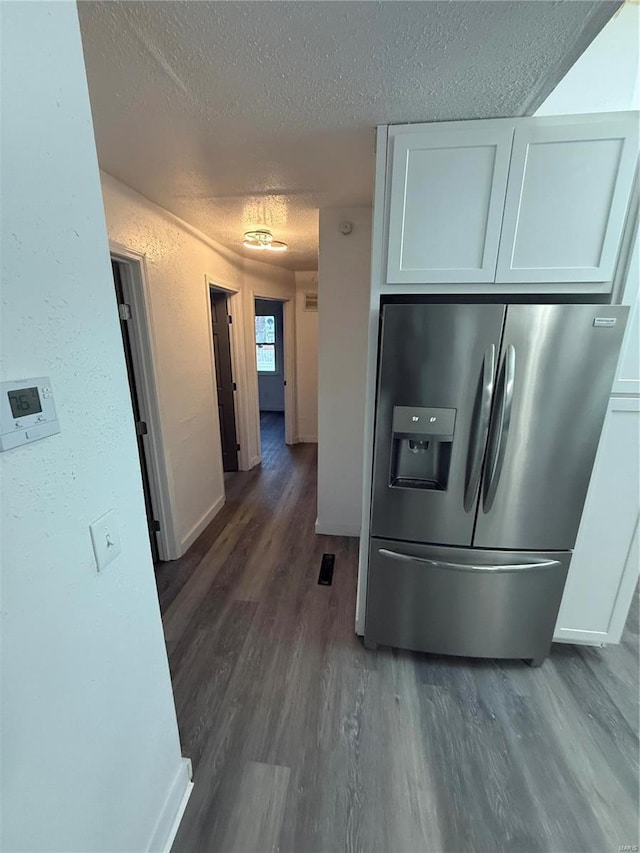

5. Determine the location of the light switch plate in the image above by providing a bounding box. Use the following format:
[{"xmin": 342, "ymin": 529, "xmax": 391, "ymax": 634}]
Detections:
[{"xmin": 90, "ymin": 510, "xmax": 122, "ymax": 572}]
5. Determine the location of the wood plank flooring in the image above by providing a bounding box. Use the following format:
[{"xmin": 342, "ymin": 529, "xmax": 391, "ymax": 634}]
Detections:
[{"xmin": 156, "ymin": 412, "xmax": 639, "ymax": 853}]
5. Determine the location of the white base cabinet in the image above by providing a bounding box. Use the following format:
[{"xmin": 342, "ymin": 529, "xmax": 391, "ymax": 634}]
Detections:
[
  {"xmin": 612, "ymin": 222, "xmax": 640, "ymax": 395},
  {"xmin": 554, "ymin": 397, "xmax": 640, "ymax": 646}
]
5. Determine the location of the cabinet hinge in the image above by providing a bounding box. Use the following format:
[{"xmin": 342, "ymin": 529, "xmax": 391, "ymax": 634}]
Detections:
[
  {"xmin": 232, "ymin": 382, "xmax": 237, "ymax": 391},
  {"xmin": 152, "ymin": 520, "xmax": 161, "ymax": 532},
  {"xmin": 236, "ymin": 443, "xmax": 241, "ymax": 451},
  {"xmin": 135, "ymin": 421, "xmax": 148, "ymax": 436},
  {"xmin": 227, "ymin": 315, "xmax": 233, "ymax": 324},
  {"xmin": 118, "ymin": 303, "xmax": 132, "ymax": 321}
]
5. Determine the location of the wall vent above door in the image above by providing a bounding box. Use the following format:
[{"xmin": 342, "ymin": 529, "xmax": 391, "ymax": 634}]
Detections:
[{"xmin": 304, "ymin": 292, "xmax": 318, "ymax": 312}]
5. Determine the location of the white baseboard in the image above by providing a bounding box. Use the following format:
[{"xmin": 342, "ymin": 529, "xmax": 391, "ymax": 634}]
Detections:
[
  {"xmin": 148, "ymin": 757, "xmax": 193, "ymax": 853},
  {"xmin": 179, "ymin": 494, "xmax": 225, "ymax": 554},
  {"xmin": 297, "ymin": 434, "xmax": 318, "ymax": 443},
  {"xmin": 162, "ymin": 781, "xmax": 194, "ymax": 852},
  {"xmin": 315, "ymin": 517, "xmax": 361, "ymax": 537}
]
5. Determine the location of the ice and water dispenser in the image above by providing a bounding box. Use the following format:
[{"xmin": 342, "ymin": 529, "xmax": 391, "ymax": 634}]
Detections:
[{"xmin": 389, "ymin": 406, "xmax": 456, "ymax": 491}]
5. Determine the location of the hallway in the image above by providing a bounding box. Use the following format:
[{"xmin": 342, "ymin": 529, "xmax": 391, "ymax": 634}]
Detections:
[
  {"xmin": 155, "ymin": 444, "xmax": 638, "ymax": 853},
  {"xmin": 259, "ymin": 410, "xmax": 285, "ymax": 462}
]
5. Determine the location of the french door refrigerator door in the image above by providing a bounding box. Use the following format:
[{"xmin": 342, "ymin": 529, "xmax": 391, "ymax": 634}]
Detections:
[
  {"xmin": 365, "ymin": 538, "xmax": 570, "ymax": 659},
  {"xmin": 371, "ymin": 303, "xmax": 504, "ymax": 546},
  {"xmin": 474, "ymin": 304, "xmax": 628, "ymax": 551}
]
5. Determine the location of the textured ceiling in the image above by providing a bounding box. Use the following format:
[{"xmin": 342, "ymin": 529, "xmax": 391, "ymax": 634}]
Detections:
[{"xmin": 78, "ymin": 1, "xmax": 618, "ymax": 271}]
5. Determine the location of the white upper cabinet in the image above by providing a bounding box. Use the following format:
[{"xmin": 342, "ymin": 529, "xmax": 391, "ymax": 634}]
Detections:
[
  {"xmin": 496, "ymin": 114, "xmax": 639, "ymax": 284},
  {"xmin": 386, "ymin": 122, "xmax": 514, "ymax": 284}
]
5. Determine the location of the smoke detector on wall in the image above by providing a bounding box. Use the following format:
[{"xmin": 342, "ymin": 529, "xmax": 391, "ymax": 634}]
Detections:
[{"xmin": 243, "ymin": 229, "xmax": 288, "ymax": 252}]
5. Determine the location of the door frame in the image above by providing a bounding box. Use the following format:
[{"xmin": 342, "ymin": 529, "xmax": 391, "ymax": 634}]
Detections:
[
  {"xmin": 109, "ymin": 242, "xmax": 178, "ymax": 560},
  {"xmin": 209, "ymin": 288, "xmax": 240, "ymax": 472},
  {"xmin": 249, "ymin": 292, "xmax": 296, "ymax": 448},
  {"xmin": 204, "ymin": 275, "xmax": 254, "ymax": 471},
  {"xmin": 204, "ymin": 276, "xmax": 297, "ymax": 474}
]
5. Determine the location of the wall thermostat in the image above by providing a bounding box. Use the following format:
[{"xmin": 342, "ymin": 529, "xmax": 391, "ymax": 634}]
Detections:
[{"xmin": 0, "ymin": 377, "xmax": 60, "ymax": 451}]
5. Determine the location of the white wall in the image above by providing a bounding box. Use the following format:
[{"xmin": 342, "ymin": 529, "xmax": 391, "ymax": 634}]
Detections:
[
  {"xmin": 100, "ymin": 174, "xmax": 296, "ymax": 553},
  {"xmin": 295, "ymin": 272, "xmax": 319, "ymax": 442},
  {"xmin": 536, "ymin": 3, "xmax": 639, "ymax": 115},
  {"xmin": 317, "ymin": 209, "xmax": 372, "ymax": 536},
  {"xmin": 0, "ymin": 4, "xmax": 188, "ymax": 851}
]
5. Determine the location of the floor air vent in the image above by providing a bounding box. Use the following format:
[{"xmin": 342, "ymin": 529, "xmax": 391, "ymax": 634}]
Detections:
[{"xmin": 318, "ymin": 553, "xmax": 335, "ymax": 586}]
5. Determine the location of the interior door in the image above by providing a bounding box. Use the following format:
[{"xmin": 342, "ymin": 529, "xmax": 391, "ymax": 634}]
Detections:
[
  {"xmin": 210, "ymin": 290, "xmax": 238, "ymax": 472},
  {"xmin": 371, "ymin": 303, "xmax": 505, "ymax": 546},
  {"xmin": 111, "ymin": 260, "xmax": 159, "ymax": 563},
  {"xmin": 474, "ymin": 304, "xmax": 629, "ymax": 551}
]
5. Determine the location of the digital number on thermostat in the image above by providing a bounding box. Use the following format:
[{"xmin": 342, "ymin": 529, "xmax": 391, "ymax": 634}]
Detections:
[{"xmin": 8, "ymin": 387, "xmax": 42, "ymax": 418}]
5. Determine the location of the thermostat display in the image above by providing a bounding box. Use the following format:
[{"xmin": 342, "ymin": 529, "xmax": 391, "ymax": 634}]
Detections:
[
  {"xmin": 8, "ymin": 386, "xmax": 42, "ymax": 418},
  {"xmin": 1, "ymin": 377, "xmax": 60, "ymax": 451}
]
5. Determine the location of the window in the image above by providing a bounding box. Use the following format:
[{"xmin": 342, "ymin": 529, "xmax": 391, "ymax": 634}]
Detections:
[{"xmin": 255, "ymin": 314, "xmax": 276, "ymax": 373}]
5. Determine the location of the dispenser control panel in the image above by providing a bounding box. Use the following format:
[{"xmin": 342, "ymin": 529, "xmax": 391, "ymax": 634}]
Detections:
[
  {"xmin": 389, "ymin": 405, "xmax": 457, "ymax": 491},
  {"xmin": 392, "ymin": 406, "xmax": 456, "ymax": 440},
  {"xmin": 0, "ymin": 377, "xmax": 60, "ymax": 451}
]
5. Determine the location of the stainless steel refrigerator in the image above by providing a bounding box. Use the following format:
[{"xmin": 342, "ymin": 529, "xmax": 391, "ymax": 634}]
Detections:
[{"xmin": 365, "ymin": 303, "xmax": 628, "ymax": 664}]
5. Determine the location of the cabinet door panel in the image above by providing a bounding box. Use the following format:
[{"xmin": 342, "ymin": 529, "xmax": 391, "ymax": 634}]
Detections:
[
  {"xmin": 387, "ymin": 123, "xmax": 514, "ymax": 284},
  {"xmin": 554, "ymin": 398, "xmax": 640, "ymax": 645},
  {"xmin": 612, "ymin": 223, "xmax": 639, "ymax": 395},
  {"xmin": 497, "ymin": 114, "xmax": 638, "ymax": 283}
]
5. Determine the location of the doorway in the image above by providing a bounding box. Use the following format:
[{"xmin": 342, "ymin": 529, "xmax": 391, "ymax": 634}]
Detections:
[
  {"xmin": 254, "ymin": 297, "xmax": 286, "ymax": 454},
  {"xmin": 111, "ymin": 258, "xmax": 160, "ymax": 562},
  {"xmin": 210, "ymin": 288, "xmax": 239, "ymax": 472}
]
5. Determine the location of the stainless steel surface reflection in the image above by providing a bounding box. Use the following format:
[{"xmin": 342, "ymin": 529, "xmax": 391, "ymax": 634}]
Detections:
[
  {"xmin": 475, "ymin": 305, "xmax": 628, "ymax": 550},
  {"xmin": 366, "ymin": 539, "xmax": 571, "ymax": 661},
  {"xmin": 365, "ymin": 302, "xmax": 628, "ymax": 661}
]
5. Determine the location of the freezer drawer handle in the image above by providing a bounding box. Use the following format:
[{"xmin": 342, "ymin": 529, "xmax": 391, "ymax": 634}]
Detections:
[
  {"xmin": 378, "ymin": 548, "xmax": 560, "ymax": 573},
  {"xmin": 464, "ymin": 344, "xmax": 496, "ymax": 512},
  {"xmin": 483, "ymin": 343, "xmax": 516, "ymax": 513}
]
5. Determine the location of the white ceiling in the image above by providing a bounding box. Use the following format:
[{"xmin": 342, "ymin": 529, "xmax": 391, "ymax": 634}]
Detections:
[{"xmin": 79, "ymin": 1, "xmax": 617, "ymax": 271}]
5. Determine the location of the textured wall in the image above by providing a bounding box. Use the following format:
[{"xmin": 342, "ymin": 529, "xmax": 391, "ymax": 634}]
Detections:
[
  {"xmin": 317, "ymin": 209, "xmax": 372, "ymax": 536},
  {"xmin": 295, "ymin": 272, "xmax": 319, "ymax": 442},
  {"xmin": 0, "ymin": 4, "xmax": 186, "ymax": 850},
  {"xmin": 101, "ymin": 173, "xmax": 240, "ymax": 552},
  {"xmin": 101, "ymin": 173, "xmax": 296, "ymax": 545}
]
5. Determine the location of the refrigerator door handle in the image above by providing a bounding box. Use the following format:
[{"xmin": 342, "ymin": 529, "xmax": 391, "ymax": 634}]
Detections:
[
  {"xmin": 378, "ymin": 548, "xmax": 559, "ymax": 572},
  {"xmin": 483, "ymin": 344, "xmax": 516, "ymax": 513},
  {"xmin": 463, "ymin": 344, "xmax": 496, "ymax": 512}
]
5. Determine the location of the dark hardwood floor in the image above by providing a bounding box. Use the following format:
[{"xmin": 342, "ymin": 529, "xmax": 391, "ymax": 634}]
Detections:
[
  {"xmin": 156, "ymin": 414, "xmax": 639, "ymax": 853},
  {"xmin": 259, "ymin": 410, "xmax": 285, "ymax": 450}
]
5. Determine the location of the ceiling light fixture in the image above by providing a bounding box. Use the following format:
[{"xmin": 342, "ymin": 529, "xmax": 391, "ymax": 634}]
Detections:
[{"xmin": 243, "ymin": 229, "xmax": 288, "ymax": 252}]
